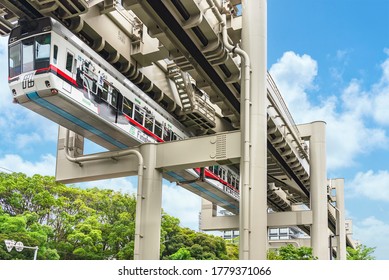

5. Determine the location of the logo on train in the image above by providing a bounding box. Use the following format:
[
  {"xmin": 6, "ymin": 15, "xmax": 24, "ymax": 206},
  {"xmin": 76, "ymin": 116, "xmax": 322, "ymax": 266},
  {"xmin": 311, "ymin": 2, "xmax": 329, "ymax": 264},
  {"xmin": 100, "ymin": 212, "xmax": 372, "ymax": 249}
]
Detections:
[{"xmin": 22, "ymin": 73, "xmax": 35, "ymax": 89}]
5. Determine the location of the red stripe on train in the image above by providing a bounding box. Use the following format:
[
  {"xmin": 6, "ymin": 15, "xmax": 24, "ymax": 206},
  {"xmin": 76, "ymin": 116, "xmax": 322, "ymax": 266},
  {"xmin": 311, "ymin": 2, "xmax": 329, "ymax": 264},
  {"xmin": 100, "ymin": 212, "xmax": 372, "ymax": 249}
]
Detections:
[
  {"xmin": 194, "ymin": 168, "xmax": 239, "ymax": 192},
  {"xmin": 123, "ymin": 114, "xmax": 165, "ymax": 143},
  {"xmin": 49, "ymin": 64, "xmax": 79, "ymax": 86}
]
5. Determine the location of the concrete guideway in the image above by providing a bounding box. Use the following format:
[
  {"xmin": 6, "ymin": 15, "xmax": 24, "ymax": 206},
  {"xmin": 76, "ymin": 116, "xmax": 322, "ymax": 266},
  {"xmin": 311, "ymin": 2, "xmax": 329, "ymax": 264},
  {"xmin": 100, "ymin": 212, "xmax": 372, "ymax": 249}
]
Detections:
[{"xmin": 1, "ymin": 0, "xmax": 355, "ymax": 259}]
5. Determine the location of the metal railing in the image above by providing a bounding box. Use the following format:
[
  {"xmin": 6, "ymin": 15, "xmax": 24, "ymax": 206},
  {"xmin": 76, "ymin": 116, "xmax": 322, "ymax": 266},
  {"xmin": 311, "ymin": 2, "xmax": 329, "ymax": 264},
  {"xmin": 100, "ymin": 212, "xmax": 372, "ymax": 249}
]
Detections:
[{"xmin": 267, "ymin": 72, "xmax": 309, "ymax": 159}]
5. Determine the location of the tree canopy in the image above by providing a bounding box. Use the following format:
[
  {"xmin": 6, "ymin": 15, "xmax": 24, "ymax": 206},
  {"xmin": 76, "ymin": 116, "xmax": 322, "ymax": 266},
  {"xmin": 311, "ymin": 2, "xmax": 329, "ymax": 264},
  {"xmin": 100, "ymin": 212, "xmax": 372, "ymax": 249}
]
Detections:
[
  {"xmin": 346, "ymin": 244, "xmax": 375, "ymax": 260},
  {"xmin": 0, "ymin": 172, "xmax": 237, "ymax": 260},
  {"xmin": 267, "ymin": 244, "xmax": 317, "ymax": 260}
]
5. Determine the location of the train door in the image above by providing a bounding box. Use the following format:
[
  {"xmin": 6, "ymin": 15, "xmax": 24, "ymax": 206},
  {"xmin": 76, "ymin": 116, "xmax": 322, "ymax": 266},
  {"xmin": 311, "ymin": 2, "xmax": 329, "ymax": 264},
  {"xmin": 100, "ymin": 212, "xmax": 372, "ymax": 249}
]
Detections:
[{"xmin": 62, "ymin": 50, "xmax": 76, "ymax": 93}]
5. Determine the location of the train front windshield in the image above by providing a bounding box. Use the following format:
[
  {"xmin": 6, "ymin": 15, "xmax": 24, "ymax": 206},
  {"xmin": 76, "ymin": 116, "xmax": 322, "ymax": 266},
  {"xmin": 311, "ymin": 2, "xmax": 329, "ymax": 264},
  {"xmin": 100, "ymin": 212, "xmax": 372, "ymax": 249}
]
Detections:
[{"xmin": 9, "ymin": 34, "xmax": 51, "ymax": 79}]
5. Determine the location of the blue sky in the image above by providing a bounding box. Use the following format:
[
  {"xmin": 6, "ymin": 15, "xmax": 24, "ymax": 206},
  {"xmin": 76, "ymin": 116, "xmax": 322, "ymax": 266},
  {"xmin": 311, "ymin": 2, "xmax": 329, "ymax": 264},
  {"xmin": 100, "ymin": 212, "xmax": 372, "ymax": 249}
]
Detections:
[
  {"xmin": 0, "ymin": 0, "xmax": 388, "ymax": 259},
  {"xmin": 267, "ymin": 0, "xmax": 389, "ymax": 259}
]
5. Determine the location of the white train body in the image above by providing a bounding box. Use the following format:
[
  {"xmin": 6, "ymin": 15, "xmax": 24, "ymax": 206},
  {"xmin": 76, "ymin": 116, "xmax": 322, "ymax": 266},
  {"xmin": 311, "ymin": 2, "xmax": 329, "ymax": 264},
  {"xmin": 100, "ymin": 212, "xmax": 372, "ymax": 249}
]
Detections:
[{"xmin": 8, "ymin": 17, "xmax": 240, "ymax": 212}]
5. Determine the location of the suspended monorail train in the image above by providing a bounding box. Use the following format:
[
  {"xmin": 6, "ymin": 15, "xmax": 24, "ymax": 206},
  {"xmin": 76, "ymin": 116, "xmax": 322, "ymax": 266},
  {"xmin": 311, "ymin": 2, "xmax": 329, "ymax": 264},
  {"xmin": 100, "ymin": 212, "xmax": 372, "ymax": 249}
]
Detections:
[{"xmin": 8, "ymin": 17, "xmax": 240, "ymax": 212}]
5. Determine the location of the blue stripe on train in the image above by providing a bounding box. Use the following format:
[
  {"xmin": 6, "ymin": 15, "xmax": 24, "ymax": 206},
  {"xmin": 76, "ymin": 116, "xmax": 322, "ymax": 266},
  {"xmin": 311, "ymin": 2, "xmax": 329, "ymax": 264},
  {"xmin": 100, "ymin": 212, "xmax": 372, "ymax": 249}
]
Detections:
[
  {"xmin": 166, "ymin": 171, "xmax": 239, "ymax": 211},
  {"xmin": 26, "ymin": 91, "xmax": 128, "ymax": 149}
]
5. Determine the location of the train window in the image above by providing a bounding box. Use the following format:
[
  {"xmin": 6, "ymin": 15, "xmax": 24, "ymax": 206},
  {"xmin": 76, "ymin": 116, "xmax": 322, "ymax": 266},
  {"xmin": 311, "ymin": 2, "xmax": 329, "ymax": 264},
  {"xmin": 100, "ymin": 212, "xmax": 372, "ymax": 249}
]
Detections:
[
  {"xmin": 22, "ymin": 38, "xmax": 34, "ymax": 72},
  {"xmin": 145, "ymin": 114, "xmax": 154, "ymax": 132},
  {"xmin": 72, "ymin": 58, "xmax": 77, "ymax": 74},
  {"xmin": 218, "ymin": 168, "xmax": 225, "ymax": 179},
  {"xmin": 134, "ymin": 105, "xmax": 144, "ymax": 125},
  {"xmin": 154, "ymin": 120, "xmax": 162, "ymax": 138},
  {"xmin": 163, "ymin": 127, "xmax": 171, "ymax": 141},
  {"xmin": 111, "ymin": 87, "xmax": 119, "ymax": 108},
  {"xmin": 65, "ymin": 52, "xmax": 73, "ymax": 72},
  {"xmin": 101, "ymin": 82, "xmax": 109, "ymax": 101},
  {"xmin": 9, "ymin": 34, "xmax": 52, "ymax": 77},
  {"xmin": 35, "ymin": 34, "xmax": 50, "ymax": 69},
  {"xmin": 171, "ymin": 133, "xmax": 179, "ymax": 141},
  {"xmin": 53, "ymin": 45, "xmax": 58, "ymax": 64},
  {"xmin": 9, "ymin": 43, "xmax": 21, "ymax": 78},
  {"xmin": 122, "ymin": 97, "xmax": 133, "ymax": 118}
]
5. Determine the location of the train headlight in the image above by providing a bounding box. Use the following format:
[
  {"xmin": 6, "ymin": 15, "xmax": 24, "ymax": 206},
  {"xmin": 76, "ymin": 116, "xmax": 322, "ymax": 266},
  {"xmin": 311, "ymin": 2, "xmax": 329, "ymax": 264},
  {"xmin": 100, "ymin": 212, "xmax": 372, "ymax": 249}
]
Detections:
[
  {"xmin": 12, "ymin": 89, "xmax": 16, "ymax": 96},
  {"xmin": 51, "ymin": 89, "xmax": 58, "ymax": 95},
  {"xmin": 45, "ymin": 80, "xmax": 51, "ymax": 88}
]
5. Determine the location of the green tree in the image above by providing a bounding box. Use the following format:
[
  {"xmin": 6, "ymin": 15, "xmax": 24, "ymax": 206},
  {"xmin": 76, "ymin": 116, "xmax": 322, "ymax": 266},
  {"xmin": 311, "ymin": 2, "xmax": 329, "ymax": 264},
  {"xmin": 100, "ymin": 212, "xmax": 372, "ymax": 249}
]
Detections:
[
  {"xmin": 0, "ymin": 213, "xmax": 59, "ymax": 260},
  {"xmin": 225, "ymin": 242, "xmax": 239, "ymax": 260},
  {"xmin": 267, "ymin": 244, "xmax": 317, "ymax": 260},
  {"xmin": 346, "ymin": 244, "xmax": 375, "ymax": 260},
  {"xmin": 161, "ymin": 225, "xmax": 230, "ymax": 260},
  {"xmin": 168, "ymin": 247, "xmax": 193, "ymax": 260},
  {"xmin": 160, "ymin": 213, "xmax": 182, "ymax": 257},
  {"xmin": 0, "ymin": 172, "xmax": 138, "ymax": 260},
  {"xmin": 267, "ymin": 249, "xmax": 282, "ymax": 260},
  {"xmin": 0, "ymin": 172, "xmax": 236, "ymax": 260}
]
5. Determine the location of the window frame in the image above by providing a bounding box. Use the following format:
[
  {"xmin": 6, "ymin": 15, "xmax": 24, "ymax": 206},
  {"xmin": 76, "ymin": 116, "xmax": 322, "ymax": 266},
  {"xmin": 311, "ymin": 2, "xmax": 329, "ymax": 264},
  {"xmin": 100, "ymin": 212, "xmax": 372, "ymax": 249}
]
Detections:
[
  {"xmin": 22, "ymin": 37, "xmax": 34, "ymax": 73},
  {"xmin": 154, "ymin": 120, "xmax": 163, "ymax": 138},
  {"xmin": 134, "ymin": 105, "xmax": 145, "ymax": 126},
  {"xmin": 122, "ymin": 97, "xmax": 134, "ymax": 118},
  {"xmin": 53, "ymin": 45, "xmax": 58, "ymax": 64},
  {"xmin": 65, "ymin": 51, "xmax": 74, "ymax": 73},
  {"xmin": 9, "ymin": 43, "xmax": 22, "ymax": 78}
]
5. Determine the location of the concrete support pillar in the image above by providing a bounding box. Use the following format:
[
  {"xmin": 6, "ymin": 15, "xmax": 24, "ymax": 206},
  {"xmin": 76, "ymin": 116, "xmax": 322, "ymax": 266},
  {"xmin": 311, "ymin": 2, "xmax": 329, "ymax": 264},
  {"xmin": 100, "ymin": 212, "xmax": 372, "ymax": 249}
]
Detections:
[
  {"xmin": 309, "ymin": 121, "xmax": 329, "ymax": 260},
  {"xmin": 333, "ymin": 178, "xmax": 346, "ymax": 260},
  {"xmin": 201, "ymin": 199, "xmax": 217, "ymax": 218},
  {"xmin": 134, "ymin": 143, "xmax": 163, "ymax": 260},
  {"xmin": 240, "ymin": 0, "xmax": 268, "ymax": 259}
]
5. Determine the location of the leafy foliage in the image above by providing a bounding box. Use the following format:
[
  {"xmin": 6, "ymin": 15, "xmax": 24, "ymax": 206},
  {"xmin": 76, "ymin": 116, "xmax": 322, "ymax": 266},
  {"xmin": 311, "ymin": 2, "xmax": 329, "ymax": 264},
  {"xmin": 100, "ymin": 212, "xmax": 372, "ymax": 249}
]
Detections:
[
  {"xmin": 0, "ymin": 172, "xmax": 234, "ymax": 260},
  {"xmin": 346, "ymin": 244, "xmax": 375, "ymax": 260},
  {"xmin": 267, "ymin": 244, "xmax": 317, "ymax": 260},
  {"xmin": 168, "ymin": 247, "xmax": 193, "ymax": 260},
  {"xmin": 160, "ymin": 224, "xmax": 232, "ymax": 260}
]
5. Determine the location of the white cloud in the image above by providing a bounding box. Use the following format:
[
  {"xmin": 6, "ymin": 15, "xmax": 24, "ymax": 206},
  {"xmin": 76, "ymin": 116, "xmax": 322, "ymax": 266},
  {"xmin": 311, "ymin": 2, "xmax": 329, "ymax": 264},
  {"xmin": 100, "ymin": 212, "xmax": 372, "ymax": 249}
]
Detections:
[
  {"xmin": 372, "ymin": 51, "xmax": 389, "ymax": 125},
  {"xmin": 374, "ymin": 92, "xmax": 389, "ymax": 125},
  {"xmin": 162, "ymin": 183, "xmax": 201, "ymax": 230},
  {"xmin": 336, "ymin": 49, "xmax": 350, "ymax": 61},
  {"xmin": 347, "ymin": 170, "xmax": 389, "ymax": 202},
  {"xmin": 327, "ymin": 49, "xmax": 352, "ymax": 83},
  {"xmin": 0, "ymin": 37, "xmax": 11, "ymax": 109},
  {"xmin": 0, "ymin": 153, "xmax": 56, "ymax": 176},
  {"xmin": 270, "ymin": 51, "xmax": 388, "ymax": 170},
  {"xmin": 269, "ymin": 51, "xmax": 317, "ymax": 112},
  {"xmin": 0, "ymin": 105, "xmax": 58, "ymax": 150},
  {"xmin": 353, "ymin": 216, "xmax": 389, "ymax": 260},
  {"xmin": 15, "ymin": 132, "xmax": 42, "ymax": 149},
  {"xmin": 341, "ymin": 79, "xmax": 371, "ymax": 116},
  {"xmin": 0, "ymin": 37, "xmax": 58, "ymax": 147},
  {"xmin": 78, "ymin": 177, "xmax": 137, "ymax": 194}
]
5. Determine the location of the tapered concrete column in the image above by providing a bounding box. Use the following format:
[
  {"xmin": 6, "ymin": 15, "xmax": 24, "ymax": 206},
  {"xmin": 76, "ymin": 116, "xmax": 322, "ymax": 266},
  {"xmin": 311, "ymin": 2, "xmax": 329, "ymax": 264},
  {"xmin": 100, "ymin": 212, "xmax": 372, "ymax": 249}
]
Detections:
[
  {"xmin": 333, "ymin": 178, "xmax": 346, "ymax": 260},
  {"xmin": 309, "ymin": 121, "xmax": 328, "ymax": 259},
  {"xmin": 134, "ymin": 143, "xmax": 163, "ymax": 260},
  {"xmin": 241, "ymin": 0, "xmax": 268, "ymax": 259}
]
